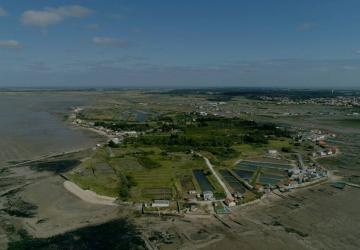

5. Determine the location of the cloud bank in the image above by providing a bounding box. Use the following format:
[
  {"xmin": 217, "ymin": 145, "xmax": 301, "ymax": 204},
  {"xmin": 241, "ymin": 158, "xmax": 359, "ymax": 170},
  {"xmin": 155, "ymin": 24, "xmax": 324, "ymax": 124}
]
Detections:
[
  {"xmin": 0, "ymin": 40, "xmax": 22, "ymax": 49},
  {"xmin": 92, "ymin": 37, "xmax": 128, "ymax": 47},
  {"xmin": 21, "ymin": 5, "xmax": 93, "ymax": 27}
]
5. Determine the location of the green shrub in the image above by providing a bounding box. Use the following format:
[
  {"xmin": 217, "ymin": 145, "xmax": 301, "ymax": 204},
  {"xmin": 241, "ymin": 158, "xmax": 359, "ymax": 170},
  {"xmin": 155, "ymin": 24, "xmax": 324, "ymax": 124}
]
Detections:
[{"xmin": 138, "ymin": 156, "xmax": 161, "ymax": 169}]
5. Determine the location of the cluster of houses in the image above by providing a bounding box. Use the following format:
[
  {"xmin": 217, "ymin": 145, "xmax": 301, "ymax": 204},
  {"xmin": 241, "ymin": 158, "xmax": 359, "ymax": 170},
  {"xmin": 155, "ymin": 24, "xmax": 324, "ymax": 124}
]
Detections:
[
  {"xmin": 295, "ymin": 129, "xmax": 338, "ymax": 158},
  {"xmin": 310, "ymin": 138, "xmax": 338, "ymax": 158},
  {"xmin": 149, "ymin": 190, "xmax": 215, "ymax": 210},
  {"xmin": 296, "ymin": 129, "xmax": 336, "ymax": 143},
  {"xmin": 286, "ymin": 164, "xmax": 327, "ymax": 188},
  {"xmin": 146, "ymin": 159, "xmax": 328, "ymax": 214},
  {"xmin": 312, "ymin": 143, "xmax": 337, "ymax": 158},
  {"xmin": 71, "ymin": 107, "xmax": 139, "ymax": 144},
  {"xmin": 260, "ymin": 95, "xmax": 360, "ymax": 107}
]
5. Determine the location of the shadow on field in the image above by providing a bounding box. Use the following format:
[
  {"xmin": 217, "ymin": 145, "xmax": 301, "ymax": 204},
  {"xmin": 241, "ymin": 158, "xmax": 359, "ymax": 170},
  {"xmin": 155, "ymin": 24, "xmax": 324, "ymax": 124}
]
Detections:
[
  {"xmin": 9, "ymin": 219, "xmax": 146, "ymax": 250},
  {"xmin": 30, "ymin": 159, "xmax": 81, "ymax": 174}
]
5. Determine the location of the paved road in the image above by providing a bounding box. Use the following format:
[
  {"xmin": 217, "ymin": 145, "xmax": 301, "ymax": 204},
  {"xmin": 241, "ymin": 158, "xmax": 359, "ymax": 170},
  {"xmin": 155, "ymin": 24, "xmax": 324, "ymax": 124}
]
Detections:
[{"xmin": 200, "ymin": 154, "xmax": 234, "ymax": 200}]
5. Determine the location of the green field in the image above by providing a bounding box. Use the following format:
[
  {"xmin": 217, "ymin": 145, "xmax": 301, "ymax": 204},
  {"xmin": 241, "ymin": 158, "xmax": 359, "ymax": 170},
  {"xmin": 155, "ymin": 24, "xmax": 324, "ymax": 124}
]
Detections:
[
  {"xmin": 66, "ymin": 145, "xmax": 208, "ymax": 201},
  {"xmin": 66, "ymin": 91, "xmax": 341, "ymax": 202}
]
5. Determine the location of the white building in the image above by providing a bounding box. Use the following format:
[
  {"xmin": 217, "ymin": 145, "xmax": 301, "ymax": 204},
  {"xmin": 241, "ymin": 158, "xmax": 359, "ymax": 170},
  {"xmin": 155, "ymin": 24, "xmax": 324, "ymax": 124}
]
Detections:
[
  {"xmin": 122, "ymin": 131, "xmax": 137, "ymax": 137},
  {"xmin": 151, "ymin": 200, "xmax": 170, "ymax": 208},
  {"xmin": 288, "ymin": 168, "xmax": 301, "ymax": 175},
  {"xmin": 224, "ymin": 198, "xmax": 236, "ymax": 207},
  {"xmin": 268, "ymin": 149, "xmax": 278, "ymax": 156},
  {"xmin": 203, "ymin": 191, "xmax": 214, "ymax": 200},
  {"xmin": 110, "ymin": 138, "xmax": 120, "ymax": 145},
  {"xmin": 188, "ymin": 190, "xmax": 197, "ymax": 195}
]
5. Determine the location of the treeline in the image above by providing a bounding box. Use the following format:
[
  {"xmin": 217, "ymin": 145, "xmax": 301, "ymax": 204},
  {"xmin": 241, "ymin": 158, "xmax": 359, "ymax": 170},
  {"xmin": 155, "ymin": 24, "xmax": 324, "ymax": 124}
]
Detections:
[
  {"xmin": 123, "ymin": 116, "xmax": 290, "ymax": 150},
  {"xmin": 163, "ymin": 88, "xmax": 357, "ymax": 101},
  {"xmin": 117, "ymin": 172, "xmax": 137, "ymax": 200},
  {"xmin": 195, "ymin": 116, "xmax": 291, "ymax": 138},
  {"xmin": 128, "ymin": 134, "xmax": 233, "ymax": 148},
  {"xmin": 94, "ymin": 114, "xmax": 290, "ymax": 140},
  {"xmin": 94, "ymin": 121, "xmax": 150, "ymax": 131},
  {"xmin": 127, "ymin": 133, "xmax": 268, "ymax": 149}
]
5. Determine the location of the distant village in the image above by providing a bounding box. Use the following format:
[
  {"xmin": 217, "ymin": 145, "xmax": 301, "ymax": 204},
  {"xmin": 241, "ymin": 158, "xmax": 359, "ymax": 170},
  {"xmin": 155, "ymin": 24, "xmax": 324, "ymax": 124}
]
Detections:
[
  {"xmin": 296, "ymin": 129, "xmax": 338, "ymax": 158},
  {"xmin": 259, "ymin": 95, "xmax": 360, "ymax": 107}
]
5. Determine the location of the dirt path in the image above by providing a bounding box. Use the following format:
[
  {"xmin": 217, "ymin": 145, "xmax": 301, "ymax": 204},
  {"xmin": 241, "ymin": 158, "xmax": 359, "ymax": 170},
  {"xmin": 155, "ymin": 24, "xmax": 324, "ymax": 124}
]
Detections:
[
  {"xmin": 201, "ymin": 155, "xmax": 234, "ymax": 200},
  {"xmin": 63, "ymin": 181, "xmax": 118, "ymax": 206}
]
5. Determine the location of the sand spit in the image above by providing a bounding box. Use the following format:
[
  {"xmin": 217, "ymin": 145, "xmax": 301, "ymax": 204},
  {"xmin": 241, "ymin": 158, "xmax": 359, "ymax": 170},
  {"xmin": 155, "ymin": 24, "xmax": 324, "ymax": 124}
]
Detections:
[{"xmin": 63, "ymin": 181, "xmax": 117, "ymax": 206}]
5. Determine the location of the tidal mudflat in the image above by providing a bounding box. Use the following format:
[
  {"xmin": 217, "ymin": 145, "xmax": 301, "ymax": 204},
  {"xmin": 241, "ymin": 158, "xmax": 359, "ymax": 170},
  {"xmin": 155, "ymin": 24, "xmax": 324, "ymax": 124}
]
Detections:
[
  {"xmin": 0, "ymin": 92, "xmax": 121, "ymax": 249},
  {"xmin": 0, "ymin": 92, "xmax": 100, "ymax": 165}
]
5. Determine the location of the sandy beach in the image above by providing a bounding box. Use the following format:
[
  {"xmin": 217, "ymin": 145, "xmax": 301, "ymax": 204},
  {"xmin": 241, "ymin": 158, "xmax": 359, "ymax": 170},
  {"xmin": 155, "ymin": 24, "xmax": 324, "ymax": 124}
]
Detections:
[{"xmin": 63, "ymin": 181, "xmax": 117, "ymax": 206}]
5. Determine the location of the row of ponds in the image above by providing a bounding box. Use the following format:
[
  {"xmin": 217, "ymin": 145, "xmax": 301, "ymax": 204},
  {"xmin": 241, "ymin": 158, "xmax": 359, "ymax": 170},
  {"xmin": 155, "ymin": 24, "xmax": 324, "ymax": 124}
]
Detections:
[{"xmin": 192, "ymin": 160, "xmax": 292, "ymax": 194}]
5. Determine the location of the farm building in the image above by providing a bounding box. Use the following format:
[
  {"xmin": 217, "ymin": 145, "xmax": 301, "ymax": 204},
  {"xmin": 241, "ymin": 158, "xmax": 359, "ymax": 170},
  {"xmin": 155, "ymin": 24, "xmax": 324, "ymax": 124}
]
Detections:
[
  {"xmin": 203, "ymin": 191, "xmax": 214, "ymax": 200},
  {"xmin": 268, "ymin": 149, "xmax": 278, "ymax": 156},
  {"xmin": 188, "ymin": 190, "xmax": 197, "ymax": 195},
  {"xmin": 110, "ymin": 138, "xmax": 120, "ymax": 145},
  {"xmin": 317, "ymin": 140, "xmax": 327, "ymax": 147},
  {"xmin": 224, "ymin": 198, "xmax": 236, "ymax": 207},
  {"xmin": 152, "ymin": 200, "xmax": 170, "ymax": 208},
  {"xmin": 122, "ymin": 131, "xmax": 137, "ymax": 137}
]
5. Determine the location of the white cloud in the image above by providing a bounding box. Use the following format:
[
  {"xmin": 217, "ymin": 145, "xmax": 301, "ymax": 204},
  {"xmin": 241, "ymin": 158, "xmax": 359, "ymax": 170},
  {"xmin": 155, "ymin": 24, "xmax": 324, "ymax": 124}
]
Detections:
[
  {"xmin": 21, "ymin": 11, "xmax": 62, "ymax": 27},
  {"xmin": 92, "ymin": 37, "xmax": 128, "ymax": 47},
  {"xmin": 0, "ymin": 40, "xmax": 22, "ymax": 49},
  {"xmin": 21, "ymin": 5, "xmax": 93, "ymax": 27},
  {"xmin": 0, "ymin": 7, "xmax": 7, "ymax": 17},
  {"xmin": 54, "ymin": 5, "xmax": 93, "ymax": 18}
]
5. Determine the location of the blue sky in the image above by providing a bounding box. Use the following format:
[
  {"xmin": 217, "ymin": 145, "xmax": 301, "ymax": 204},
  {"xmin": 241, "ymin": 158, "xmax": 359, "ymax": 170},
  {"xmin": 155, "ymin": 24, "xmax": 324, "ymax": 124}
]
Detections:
[{"xmin": 0, "ymin": 0, "xmax": 360, "ymax": 88}]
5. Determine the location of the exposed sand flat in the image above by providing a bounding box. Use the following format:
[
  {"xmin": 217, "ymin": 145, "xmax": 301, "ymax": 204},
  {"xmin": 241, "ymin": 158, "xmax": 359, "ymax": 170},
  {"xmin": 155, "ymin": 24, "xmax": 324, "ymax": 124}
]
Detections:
[
  {"xmin": 0, "ymin": 164, "xmax": 121, "ymax": 242},
  {"xmin": 18, "ymin": 175, "xmax": 120, "ymax": 238},
  {"xmin": 63, "ymin": 181, "xmax": 117, "ymax": 206}
]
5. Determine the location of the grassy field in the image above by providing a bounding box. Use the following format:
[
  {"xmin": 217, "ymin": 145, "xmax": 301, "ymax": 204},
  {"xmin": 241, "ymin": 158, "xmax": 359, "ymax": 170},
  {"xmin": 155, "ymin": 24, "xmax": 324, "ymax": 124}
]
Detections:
[
  {"xmin": 334, "ymin": 119, "xmax": 360, "ymax": 129},
  {"xmin": 66, "ymin": 90, "xmax": 348, "ymax": 201},
  {"xmin": 66, "ymin": 145, "xmax": 208, "ymax": 201}
]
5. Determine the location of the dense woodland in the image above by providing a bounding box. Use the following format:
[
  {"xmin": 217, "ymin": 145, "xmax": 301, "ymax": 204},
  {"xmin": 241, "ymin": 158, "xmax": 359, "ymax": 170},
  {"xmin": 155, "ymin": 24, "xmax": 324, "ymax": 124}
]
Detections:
[
  {"xmin": 164, "ymin": 88, "xmax": 360, "ymax": 101},
  {"xmin": 99, "ymin": 115, "xmax": 292, "ymax": 160}
]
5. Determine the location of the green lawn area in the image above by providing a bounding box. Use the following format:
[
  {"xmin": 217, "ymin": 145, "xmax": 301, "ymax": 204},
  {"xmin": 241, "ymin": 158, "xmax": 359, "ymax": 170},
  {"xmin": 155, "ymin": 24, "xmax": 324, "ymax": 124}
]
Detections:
[
  {"xmin": 217, "ymin": 138, "xmax": 292, "ymax": 168},
  {"xmin": 129, "ymin": 151, "xmax": 206, "ymax": 201},
  {"xmin": 335, "ymin": 119, "xmax": 360, "ymax": 129},
  {"xmin": 66, "ymin": 145, "xmax": 207, "ymax": 201}
]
